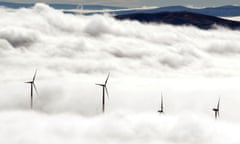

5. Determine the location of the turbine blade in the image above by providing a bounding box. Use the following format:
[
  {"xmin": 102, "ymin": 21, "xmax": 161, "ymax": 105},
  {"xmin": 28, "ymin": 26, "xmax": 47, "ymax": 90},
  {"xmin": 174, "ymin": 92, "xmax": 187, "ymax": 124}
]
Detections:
[
  {"xmin": 33, "ymin": 69, "xmax": 37, "ymax": 82},
  {"xmin": 217, "ymin": 97, "xmax": 220, "ymax": 110},
  {"xmin": 105, "ymin": 86, "xmax": 109, "ymax": 99},
  {"xmin": 105, "ymin": 73, "xmax": 110, "ymax": 85},
  {"xmin": 33, "ymin": 83, "xmax": 39, "ymax": 96},
  {"xmin": 161, "ymin": 102, "xmax": 163, "ymax": 110},
  {"xmin": 161, "ymin": 94, "xmax": 163, "ymax": 110}
]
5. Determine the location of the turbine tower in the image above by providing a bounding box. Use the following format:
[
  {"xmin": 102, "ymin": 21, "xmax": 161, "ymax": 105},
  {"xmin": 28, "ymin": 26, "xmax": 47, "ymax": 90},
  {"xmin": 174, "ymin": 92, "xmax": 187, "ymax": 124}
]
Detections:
[
  {"xmin": 25, "ymin": 70, "xmax": 38, "ymax": 109},
  {"xmin": 212, "ymin": 97, "xmax": 220, "ymax": 119},
  {"xmin": 96, "ymin": 73, "xmax": 110, "ymax": 113},
  {"xmin": 158, "ymin": 93, "xmax": 164, "ymax": 114}
]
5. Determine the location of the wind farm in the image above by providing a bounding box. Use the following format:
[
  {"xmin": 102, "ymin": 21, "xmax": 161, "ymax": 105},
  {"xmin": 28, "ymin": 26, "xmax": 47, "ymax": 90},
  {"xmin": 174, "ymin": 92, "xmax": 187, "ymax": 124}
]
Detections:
[{"xmin": 21, "ymin": 70, "xmax": 225, "ymax": 121}]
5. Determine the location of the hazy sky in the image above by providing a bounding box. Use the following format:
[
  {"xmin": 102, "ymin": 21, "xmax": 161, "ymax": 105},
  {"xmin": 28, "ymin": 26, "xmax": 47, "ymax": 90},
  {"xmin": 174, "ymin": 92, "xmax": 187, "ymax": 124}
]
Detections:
[{"xmin": 4, "ymin": 0, "xmax": 240, "ymax": 8}]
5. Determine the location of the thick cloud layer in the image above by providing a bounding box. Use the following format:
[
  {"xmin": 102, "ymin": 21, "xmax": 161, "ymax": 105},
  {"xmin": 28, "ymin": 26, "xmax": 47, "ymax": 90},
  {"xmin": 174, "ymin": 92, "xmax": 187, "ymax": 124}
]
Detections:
[
  {"xmin": 0, "ymin": 111, "xmax": 240, "ymax": 144},
  {"xmin": 0, "ymin": 3, "xmax": 240, "ymax": 144},
  {"xmin": 1, "ymin": 4, "xmax": 240, "ymax": 78}
]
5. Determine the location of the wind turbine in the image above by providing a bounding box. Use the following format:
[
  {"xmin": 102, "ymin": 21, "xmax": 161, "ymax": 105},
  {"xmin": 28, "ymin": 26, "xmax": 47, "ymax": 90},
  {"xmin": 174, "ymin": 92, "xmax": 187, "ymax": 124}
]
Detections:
[
  {"xmin": 212, "ymin": 97, "xmax": 220, "ymax": 119},
  {"xmin": 25, "ymin": 70, "xmax": 38, "ymax": 109},
  {"xmin": 77, "ymin": 0, "xmax": 84, "ymax": 14},
  {"xmin": 96, "ymin": 73, "xmax": 110, "ymax": 113},
  {"xmin": 158, "ymin": 92, "xmax": 164, "ymax": 114}
]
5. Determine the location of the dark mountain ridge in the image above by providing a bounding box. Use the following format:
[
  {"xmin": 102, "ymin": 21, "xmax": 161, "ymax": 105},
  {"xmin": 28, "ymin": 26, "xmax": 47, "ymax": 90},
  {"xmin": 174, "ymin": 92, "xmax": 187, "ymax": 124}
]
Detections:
[
  {"xmin": 115, "ymin": 11, "xmax": 240, "ymax": 30},
  {"xmin": 113, "ymin": 5, "xmax": 240, "ymax": 17}
]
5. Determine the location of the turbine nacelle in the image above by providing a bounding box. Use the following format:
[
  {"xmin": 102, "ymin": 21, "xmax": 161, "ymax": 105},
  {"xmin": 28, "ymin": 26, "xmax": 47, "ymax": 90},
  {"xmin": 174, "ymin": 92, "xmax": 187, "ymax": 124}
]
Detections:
[
  {"xmin": 158, "ymin": 110, "xmax": 164, "ymax": 113},
  {"xmin": 96, "ymin": 84, "xmax": 105, "ymax": 87},
  {"xmin": 212, "ymin": 108, "xmax": 218, "ymax": 111},
  {"xmin": 24, "ymin": 81, "xmax": 33, "ymax": 84}
]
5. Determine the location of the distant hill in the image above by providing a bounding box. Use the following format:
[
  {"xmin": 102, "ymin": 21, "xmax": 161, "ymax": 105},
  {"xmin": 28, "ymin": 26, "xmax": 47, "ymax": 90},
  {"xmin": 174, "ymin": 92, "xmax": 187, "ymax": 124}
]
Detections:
[
  {"xmin": 0, "ymin": 1, "xmax": 124, "ymax": 10},
  {"xmin": 115, "ymin": 11, "xmax": 240, "ymax": 30},
  {"xmin": 1, "ymin": 2, "xmax": 240, "ymax": 17},
  {"xmin": 0, "ymin": 1, "xmax": 33, "ymax": 8},
  {"xmin": 113, "ymin": 5, "xmax": 240, "ymax": 17}
]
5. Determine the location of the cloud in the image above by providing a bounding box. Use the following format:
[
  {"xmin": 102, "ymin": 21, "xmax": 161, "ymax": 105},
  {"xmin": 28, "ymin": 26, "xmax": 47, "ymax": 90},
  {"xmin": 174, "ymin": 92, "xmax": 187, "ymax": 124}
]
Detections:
[
  {"xmin": 0, "ymin": 3, "xmax": 240, "ymax": 143},
  {"xmin": 1, "ymin": 3, "xmax": 240, "ymax": 77},
  {"xmin": 0, "ymin": 111, "xmax": 240, "ymax": 144}
]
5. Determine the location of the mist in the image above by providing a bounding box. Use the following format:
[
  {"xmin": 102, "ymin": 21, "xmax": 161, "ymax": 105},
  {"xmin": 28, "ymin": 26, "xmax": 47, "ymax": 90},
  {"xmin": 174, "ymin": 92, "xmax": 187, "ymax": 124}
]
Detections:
[{"xmin": 0, "ymin": 3, "xmax": 240, "ymax": 144}]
